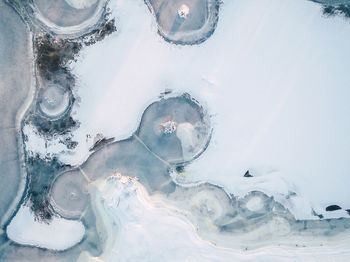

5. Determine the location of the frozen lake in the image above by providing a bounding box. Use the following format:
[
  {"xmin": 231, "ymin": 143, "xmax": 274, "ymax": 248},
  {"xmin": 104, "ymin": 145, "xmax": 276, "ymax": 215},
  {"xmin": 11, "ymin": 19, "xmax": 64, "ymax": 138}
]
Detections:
[{"xmin": 2, "ymin": 0, "xmax": 350, "ymax": 261}]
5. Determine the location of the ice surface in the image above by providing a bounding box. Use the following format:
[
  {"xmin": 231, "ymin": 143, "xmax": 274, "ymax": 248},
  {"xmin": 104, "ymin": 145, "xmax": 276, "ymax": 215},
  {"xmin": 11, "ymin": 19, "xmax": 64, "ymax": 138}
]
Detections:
[
  {"xmin": 28, "ymin": 0, "xmax": 107, "ymax": 35},
  {"xmin": 34, "ymin": 0, "xmax": 99, "ymax": 27},
  {"xmin": 78, "ymin": 175, "xmax": 350, "ymax": 262},
  {"xmin": 3, "ymin": 0, "xmax": 350, "ymax": 259},
  {"xmin": 144, "ymin": 0, "xmax": 220, "ymax": 44},
  {"xmin": 51, "ymin": 169, "xmax": 90, "ymax": 219},
  {"xmin": 246, "ymin": 196, "xmax": 264, "ymax": 212},
  {"xmin": 0, "ymin": 0, "xmax": 34, "ymax": 226},
  {"xmin": 38, "ymin": 84, "xmax": 72, "ymax": 118}
]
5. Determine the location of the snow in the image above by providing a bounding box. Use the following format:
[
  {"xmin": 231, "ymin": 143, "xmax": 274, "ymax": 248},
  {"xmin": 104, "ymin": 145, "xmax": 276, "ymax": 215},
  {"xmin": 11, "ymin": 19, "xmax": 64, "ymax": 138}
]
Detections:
[
  {"xmin": 178, "ymin": 4, "xmax": 190, "ymax": 19},
  {"xmin": 22, "ymin": 124, "xmax": 68, "ymax": 158},
  {"xmin": 7, "ymin": 206, "xmax": 85, "ymax": 251},
  {"xmin": 65, "ymin": 0, "xmax": 98, "ymax": 9},
  {"xmin": 27, "ymin": 0, "xmax": 350, "ymax": 221},
  {"xmin": 246, "ymin": 197, "xmax": 263, "ymax": 212},
  {"xmin": 78, "ymin": 175, "xmax": 350, "ymax": 262}
]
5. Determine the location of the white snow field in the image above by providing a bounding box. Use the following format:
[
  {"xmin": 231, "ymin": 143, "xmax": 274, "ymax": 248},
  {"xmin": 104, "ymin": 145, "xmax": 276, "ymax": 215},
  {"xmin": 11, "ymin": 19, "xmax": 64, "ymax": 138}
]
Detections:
[
  {"xmin": 7, "ymin": 206, "xmax": 85, "ymax": 251},
  {"xmin": 26, "ymin": 0, "xmax": 350, "ymax": 220}
]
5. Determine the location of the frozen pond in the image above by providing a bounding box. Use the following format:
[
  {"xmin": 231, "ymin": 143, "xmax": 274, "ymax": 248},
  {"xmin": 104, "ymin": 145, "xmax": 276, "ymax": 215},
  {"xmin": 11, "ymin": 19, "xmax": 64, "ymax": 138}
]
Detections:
[
  {"xmin": 34, "ymin": 0, "xmax": 100, "ymax": 27},
  {"xmin": 38, "ymin": 84, "xmax": 72, "ymax": 119},
  {"xmin": 13, "ymin": 0, "xmax": 108, "ymax": 36},
  {"xmin": 145, "ymin": 0, "xmax": 220, "ymax": 44}
]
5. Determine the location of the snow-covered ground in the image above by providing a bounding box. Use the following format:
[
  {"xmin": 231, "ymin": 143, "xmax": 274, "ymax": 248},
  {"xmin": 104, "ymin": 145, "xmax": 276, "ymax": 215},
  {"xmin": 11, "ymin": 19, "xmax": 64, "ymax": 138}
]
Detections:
[
  {"xmin": 25, "ymin": 0, "xmax": 350, "ymax": 221},
  {"xmin": 54, "ymin": 0, "xmax": 350, "ymax": 221},
  {"xmin": 7, "ymin": 206, "xmax": 85, "ymax": 251},
  {"xmin": 65, "ymin": 0, "xmax": 98, "ymax": 9}
]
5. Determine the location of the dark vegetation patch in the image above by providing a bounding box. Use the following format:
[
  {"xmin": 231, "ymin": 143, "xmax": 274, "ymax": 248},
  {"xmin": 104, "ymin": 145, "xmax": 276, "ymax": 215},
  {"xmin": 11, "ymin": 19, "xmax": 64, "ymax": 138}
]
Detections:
[
  {"xmin": 36, "ymin": 34, "xmax": 82, "ymax": 80},
  {"xmin": 323, "ymin": 4, "xmax": 350, "ymax": 19},
  {"xmin": 29, "ymin": 14, "xmax": 116, "ymax": 137},
  {"xmin": 326, "ymin": 205, "xmax": 342, "ymax": 212},
  {"xmin": 35, "ymin": 10, "xmax": 116, "ymax": 80},
  {"xmin": 175, "ymin": 165, "xmax": 184, "ymax": 173},
  {"xmin": 82, "ymin": 14, "xmax": 117, "ymax": 46},
  {"xmin": 28, "ymin": 114, "xmax": 79, "ymax": 136},
  {"xmin": 59, "ymin": 137, "xmax": 78, "ymax": 149},
  {"xmin": 32, "ymin": 34, "xmax": 81, "ymax": 136},
  {"xmin": 159, "ymin": 89, "xmax": 173, "ymax": 98},
  {"xmin": 24, "ymin": 154, "xmax": 69, "ymax": 221}
]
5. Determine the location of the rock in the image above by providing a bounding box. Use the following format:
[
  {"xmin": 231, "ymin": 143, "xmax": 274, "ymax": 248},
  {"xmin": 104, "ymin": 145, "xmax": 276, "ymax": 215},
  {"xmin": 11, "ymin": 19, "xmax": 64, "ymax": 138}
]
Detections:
[
  {"xmin": 244, "ymin": 170, "xmax": 253, "ymax": 177},
  {"xmin": 325, "ymin": 205, "xmax": 342, "ymax": 212}
]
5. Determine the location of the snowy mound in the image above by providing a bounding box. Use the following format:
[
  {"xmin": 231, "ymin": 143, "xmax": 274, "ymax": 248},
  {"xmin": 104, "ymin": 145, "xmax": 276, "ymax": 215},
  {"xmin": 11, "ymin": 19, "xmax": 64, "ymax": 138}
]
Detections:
[{"xmin": 7, "ymin": 206, "xmax": 85, "ymax": 251}]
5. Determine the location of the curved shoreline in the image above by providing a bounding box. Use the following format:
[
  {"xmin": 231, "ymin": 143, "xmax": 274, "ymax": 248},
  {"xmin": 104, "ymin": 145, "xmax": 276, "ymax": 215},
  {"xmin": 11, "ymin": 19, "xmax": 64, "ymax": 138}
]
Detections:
[
  {"xmin": 0, "ymin": 0, "xmax": 37, "ymax": 227},
  {"xmin": 144, "ymin": 0, "xmax": 221, "ymax": 45},
  {"xmin": 31, "ymin": 0, "xmax": 109, "ymax": 36}
]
